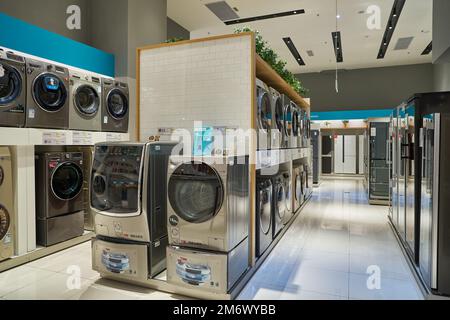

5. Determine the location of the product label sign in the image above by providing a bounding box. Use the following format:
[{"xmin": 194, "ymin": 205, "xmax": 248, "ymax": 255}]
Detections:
[
  {"xmin": 371, "ymin": 128, "xmax": 377, "ymax": 137},
  {"xmin": 42, "ymin": 131, "xmax": 67, "ymax": 145},
  {"xmin": 72, "ymin": 131, "xmax": 93, "ymax": 145},
  {"xmin": 106, "ymin": 133, "xmax": 123, "ymax": 142}
]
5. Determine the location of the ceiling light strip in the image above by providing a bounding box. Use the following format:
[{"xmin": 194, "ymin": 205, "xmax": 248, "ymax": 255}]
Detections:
[
  {"xmin": 421, "ymin": 41, "xmax": 432, "ymax": 55},
  {"xmin": 283, "ymin": 37, "xmax": 306, "ymax": 66},
  {"xmin": 224, "ymin": 9, "xmax": 305, "ymax": 25},
  {"xmin": 377, "ymin": 0, "xmax": 406, "ymax": 59},
  {"xmin": 332, "ymin": 31, "xmax": 343, "ymax": 63}
]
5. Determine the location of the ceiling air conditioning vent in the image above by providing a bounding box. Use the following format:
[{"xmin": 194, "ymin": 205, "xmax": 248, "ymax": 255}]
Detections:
[
  {"xmin": 394, "ymin": 37, "xmax": 414, "ymax": 50},
  {"xmin": 205, "ymin": 1, "xmax": 239, "ymax": 22}
]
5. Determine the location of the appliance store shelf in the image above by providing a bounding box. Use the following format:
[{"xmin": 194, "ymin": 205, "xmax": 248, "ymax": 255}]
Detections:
[
  {"xmin": 0, "ymin": 128, "xmax": 129, "ymax": 146},
  {"xmin": 257, "ymin": 148, "xmax": 310, "ymax": 169}
]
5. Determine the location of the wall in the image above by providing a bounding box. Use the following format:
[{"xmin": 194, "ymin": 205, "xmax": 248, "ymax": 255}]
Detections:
[
  {"xmin": 167, "ymin": 18, "xmax": 190, "ymax": 40},
  {"xmin": 0, "ymin": 0, "xmax": 90, "ymax": 44},
  {"xmin": 433, "ymin": 63, "xmax": 450, "ymax": 91},
  {"xmin": 297, "ymin": 64, "xmax": 434, "ymax": 112},
  {"xmin": 432, "ymin": 0, "xmax": 450, "ymax": 64}
]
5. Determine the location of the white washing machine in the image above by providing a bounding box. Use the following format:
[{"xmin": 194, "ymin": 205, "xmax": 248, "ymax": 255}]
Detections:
[
  {"xmin": 269, "ymin": 87, "xmax": 284, "ymax": 149},
  {"xmin": 69, "ymin": 70, "xmax": 102, "ymax": 131},
  {"xmin": 0, "ymin": 147, "xmax": 14, "ymax": 262},
  {"xmin": 0, "ymin": 49, "xmax": 26, "ymax": 127},
  {"xmin": 167, "ymin": 155, "xmax": 249, "ymax": 253},
  {"xmin": 256, "ymin": 78, "xmax": 271, "ymax": 150}
]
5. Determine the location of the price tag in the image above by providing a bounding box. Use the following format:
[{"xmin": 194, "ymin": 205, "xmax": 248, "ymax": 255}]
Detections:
[
  {"xmin": 106, "ymin": 133, "xmax": 123, "ymax": 142},
  {"xmin": 73, "ymin": 131, "xmax": 93, "ymax": 145},
  {"xmin": 42, "ymin": 131, "xmax": 67, "ymax": 145}
]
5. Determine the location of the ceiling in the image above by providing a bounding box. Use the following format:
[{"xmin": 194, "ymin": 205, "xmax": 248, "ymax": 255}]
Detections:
[{"xmin": 168, "ymin": 0, "xmax": 433, "ymax": 74}]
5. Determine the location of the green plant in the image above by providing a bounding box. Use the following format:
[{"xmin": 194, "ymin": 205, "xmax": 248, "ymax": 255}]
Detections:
[
  {"xmin": 235, "ymin": 27, "xmax": 309, "ymax": 96},
  {"xmin": 165, "ymin": 37, "xmax": 184, "ymax": 43}
]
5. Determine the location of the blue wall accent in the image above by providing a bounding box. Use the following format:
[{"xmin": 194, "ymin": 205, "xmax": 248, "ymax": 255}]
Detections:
[
  {"xmin": 311, "ymin": 109, "xmax": 392, "ymax": 121},
  {"xmin": 0, "ymin": 13, "xmax": 115, "ymax": 77}
]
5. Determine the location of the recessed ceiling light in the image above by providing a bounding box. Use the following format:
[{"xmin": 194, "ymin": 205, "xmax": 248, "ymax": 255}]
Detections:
[
  {"xmin": 393, "ymin": 14, "xmax": 397, "ymax": 17},
  {"xmin": 336, "ymin": 14, "xmax": 341, "ymax": 19}
]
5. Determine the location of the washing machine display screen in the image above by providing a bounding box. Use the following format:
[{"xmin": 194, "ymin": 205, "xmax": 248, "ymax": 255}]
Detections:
[
  {"xmin": 91, "ymin": 146, "xmax": 143, "ymax": 214},
  {"xmin": 0, "ymin": 63, "xmax": 22, "ymax": 106},
  {"xmin": 75, "ymin": 85, "xmax": 99, "ymax": 115},
  {"xmin": 51, "ymin": 163, "xmax": 83, "ymax": 200},
  {"xmin": 0, "ymin": 205, "xmax": 11, "ymax": 241},
  {"xmin": 33, "ymin": 73, "xmax": 67, "ymax": 112},
  {"xmin": 168, "ymin": 163, "xmax": 224, "ymax": 224},
  {"xmin": 107, "ymin": 89, "xmax": 128, "ymax": 119}
]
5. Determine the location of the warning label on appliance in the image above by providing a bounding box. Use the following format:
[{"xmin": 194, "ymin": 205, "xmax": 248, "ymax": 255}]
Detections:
[
  {"xmin": 42, "ymin": 131, "xmax": 67, "ymax": 145},
  {"xmin": 72, "ymin": 131, "xmax": 94, "ymax": 145}
]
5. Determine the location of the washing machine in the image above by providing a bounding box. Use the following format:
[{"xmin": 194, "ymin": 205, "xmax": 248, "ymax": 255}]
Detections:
[
  {"xmin": 69, "ymin": 70, "xmax": 102, "ymax": 131},
  {"xmin": 91, "ymin": 142, "xmax": 176, "ymax": 278},
  {"xmin": 293, "ymin": 165, "xmax": 304, "ymax": 212},
  {"xmin": 272, "ymin": 174, "xmax": 286, "ymax": 239},
  {"xmin": 25, "ymin": 59, "xmax": 70, "ymax": 129},
  {"xmin": 256, "ymin": 176, "xmax": 272, "ymax": 258},
  {"xmin": 167, "ymin": 155, "xmax": 250, "ymax": 253},
  {"xmin": 0, "ymin": 49, "xmax": 26, "ymax": 127},
  {"xmin": 282, "ymin": 171, "xmax": 293, "ymax": 225},
  {"xmin": 101, "ymin": 79, "xmax": 129, "ymax": 133},
  {"xmin": 256, "ymin": 78, "xmax": 271, "ymax": 150},
  {"xmin": 299, "ymin": 109, "xmax": 307, "ymax": 148},
  {"xmin": 269, "ymin": 87, "xmax": 284, "ymax": 149},
  {"xmin": 35, "ymin": 151, "xmax": 84, "ymax": 246},
  {"xmin": 292, "ymin": 104, "xmax": 301, "ymax": 149},
  {"xmin": 0, "ymin": 147, "xmax": 14, "ymax": 261},
  {"xmin": 283, "ymin": 96, "xmax": 294, "ymax": 149}
]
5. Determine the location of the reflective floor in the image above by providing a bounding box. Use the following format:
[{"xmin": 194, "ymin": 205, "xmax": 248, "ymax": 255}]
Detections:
[
  {"xmin": 0, "ymin": 177, "xmax": 422, "ymax": 300},
  {"xmin": 238, "ymin": 177, "xmax": 423, "ymax": 300}
]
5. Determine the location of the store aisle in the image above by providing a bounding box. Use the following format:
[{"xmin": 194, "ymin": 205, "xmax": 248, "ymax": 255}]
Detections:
[{"xmin": 238, "ymin": 177, "xmax": 423, "ymax": 300}]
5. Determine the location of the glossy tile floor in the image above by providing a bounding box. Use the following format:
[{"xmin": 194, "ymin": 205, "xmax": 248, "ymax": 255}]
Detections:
[
  {"xmin": 238, "ymin": 177, "xmax": 423, "ymax": 300},
  {"xmin": 0, "ymin": 177, "xmax": 422, "ymax": 300}
]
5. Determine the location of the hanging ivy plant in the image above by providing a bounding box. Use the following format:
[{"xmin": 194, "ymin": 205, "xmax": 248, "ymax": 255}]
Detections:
[
  {"xmin": 235, "ymin": 27, "xmax": 309, "ymax": 96},
  {"xmin": 165, "ymin": 37, "xmax": 184, "ymax": 43}
]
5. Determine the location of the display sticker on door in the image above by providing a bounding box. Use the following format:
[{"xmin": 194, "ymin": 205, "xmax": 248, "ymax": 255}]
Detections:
[
  {"xmin": 72, "ymin": 131, "xmax": 93, "ymax": 145},
  {"xmin": 371, "ymin": 128, "xmax": 377, "ymax": 137},
  {"xmin": 28, "ymin": 109, "xmax": 35, "ymax": 119},
  {"xmin": 42, "ymin": 131, "xmax": 67, "ymax": 145}
]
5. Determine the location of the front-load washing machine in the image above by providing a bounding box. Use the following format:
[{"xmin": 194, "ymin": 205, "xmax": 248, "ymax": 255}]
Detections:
[
  {"xmin": 299, "ymin": 109, "xmax": 307, "ymax": 148},
  {"xmin": 91, "ymin": 142, "xmax": 176, "ymax": 279},
  {"xmin": 0, "ymin": 49, "xmax": 26, "ymax": 127},
  {"xmin": 167, "ymin": 240, "xmax": 249, "ymax": 295},
  {"xmin": 282, "ymin": 171, "xmax": 293, "ymax": 225},
  {"xmin": 35, "ymin": 151, "xmax": 84, "ymax": 246},
  {"xmin": 270, "ymin": 87, "xmax": 284, "ymax": 149},
  {"xmin": 293, "ymin": 165, "xmax": 304, "ymax": 212},
  {"xmin": 292, "ymin": 104, "xmax": 301, "ymax": 149},
  {"xmin": 26, "ymin": 59, "xmax": 70, "ymax": 129},
  {"xmin": 69, "ymin": 70, "xmax": 102, "ymax": 131},
  {"xmin": 256, "ymin": 78, "xmax": 271, "ymax": 150},
  {"xmin": 283, "ymin": 96, "xmax": 294, "ymax": 149},
  {"xmin": 256, "ymin": 176, "xmax": 272, "ymax": 258},
  {"xmin": 101, "ymin": 79, "xmax": 129, "ymax": 133},
  {"xmin": 0, "ymin": 147, "xmax": 14, "ymax": 261},
  {"xmin": 272, "ymin": 174, "xmax": 286, "ymax": 239},
  {"xmin": 167, "ymin": 155, "xmax": 249, "ymax": 253}
]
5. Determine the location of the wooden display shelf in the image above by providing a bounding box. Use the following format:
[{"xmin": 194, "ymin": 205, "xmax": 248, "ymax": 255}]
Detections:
[{"xmin": 255, "ymin": 55, "xmax": 310, "ymax": 111}]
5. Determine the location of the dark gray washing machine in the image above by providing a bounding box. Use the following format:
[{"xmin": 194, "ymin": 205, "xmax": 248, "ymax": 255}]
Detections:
[
  {"xmin": 25, "ymin": 59, "xmax": 70, "ymax": 129},
  {"xmin": 101, "ymin": 79, "xmax": 129, "ymax": 133},
  {"xmin": 0, "ymin": 49, "xmax": 26, "ymax": 127},
  {"xmin": 256, "ymin": 176, "xmax": 273, "ymax": 258},
  {"xmin": 272, "ymin": 174, "xmax": 286, "ymax": 239},
  {"xmin": 35, "ymin": 152, "xmax": 85, "ymax": 246}
]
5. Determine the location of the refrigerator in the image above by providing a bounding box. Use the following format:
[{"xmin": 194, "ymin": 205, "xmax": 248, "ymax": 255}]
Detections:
[
  {"xmin": 334, "ymin": 135, "xmax": 357, "ymax": 174},
  {"xmin": 311, "ymin": 129, "xmax": 321, "ymax": 185}
]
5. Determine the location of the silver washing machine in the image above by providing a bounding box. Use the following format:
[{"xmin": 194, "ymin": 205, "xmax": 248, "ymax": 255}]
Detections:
[
  {"xmin": 0, "ymin": 49, "xmax": 26, "ymax": 127},
  {"xmin": 293, "ymin": 164, "xmax": 304, "ymax": 212},
  {"xmin": 269, "ymin": 87, "xmax": 284, "ymax": 149},
  {"xmin": 256, "ymin": 176, "xmax": 272, "ymax": 258},
  {"xmin": 69, "ymin": 70, "xmax": 102, "ymax": 131},
  {"xmin": 101, "ymin": 79, "xmax": 129, "ymax": 133},
  {"xmin": 25, "ymin": 59, "xmax": 70, "ymax": 129},
  {"xmin": 272, "ymin": 174, "xmax": 286, "ymax": 239},
  {"xmin": 91, "ymin": 142, "xmax": 176, "ymax": 278},
  {"xmin": 283, "ymin": 96, "xmax": 294, "ymax": 149},
  {"xmin": 256, "ymin": 78, "xmax": 271, "ymax": 150},
  {"xmin": 292, "ymin": 104, "xmax": 301, "ymax": 149},
  {"xmin": 167, "ymin": 155, "xmax": 249, "ymax": 253},
  {"xmin": 282, "ymin": 171, "xmax": 293, "ymax": 225},
  {"xmin": 0, "ymin": 147, "xmax": 14, "ymax": 261}
]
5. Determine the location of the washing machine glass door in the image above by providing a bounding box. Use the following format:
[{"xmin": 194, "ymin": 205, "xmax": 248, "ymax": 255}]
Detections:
[
  {"xmin": 107, "ymin": 89, "xmax": 128, "ymax": 120},
  {"xmin": 284, "ymin": 105, "xmax": 293, "ymax": 137},
  {"xmin": 285, "ymin": 180, "xmax": 292, "ymax": 212},
  {"xmin": 0, "ymin": 204, "xmax": 11, "ymax": 241},
  {"xmin": 292, "ymin": 109, "xmax": 299, "ymax": 138},
  {"xmin": 91, "ymin": 145, "xmax": 144, "ymax": 216},
  {"xmin": 75, "ymin": 85, "xmax": 100, "ymax": 116},
  {"xmin": 51, "ymin": 162, "xmax": 83, "ymax": 200},
  {"xmin": 0, "ymin": 62, "xmax": 22, "ymax": 107},
  {"xmin": 168, "ymin": 162, "xmax": 224, "ymax": 224},
  {"xmin": 257, "ymin": 89, "xmax": 271, "ymax": 131},
  {"xmin": 295, "ymin": 172, "xmax": 302, "ymax": 203},
  {"xmin": 275, "ymin": 98, "xmax": 284, "ymax": 133},
  {"xmin": 259, "ymin": 183, "xmax": 272, "ymax": 235},
  {"xmin": 33, "ymin": 73, "xmax": 67, "ymax": 112},
  {"xmin": 276, "ymin": 183, "xmax": 287, "ymax": 220}
]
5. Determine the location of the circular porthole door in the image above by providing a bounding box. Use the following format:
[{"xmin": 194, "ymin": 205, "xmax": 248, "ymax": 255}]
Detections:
[
  {"xmin": 0, "ymin": 63, "xmax": 22, "ymax": 107},
  {"xmin": 276, "ymin": 182, "xmax": 287, "ymax": 221},
  {"xmin": 275, "ymin": 98, "xmax": 284, "ymax": 133},
  {"xmin": 75, "ymin": 85, "xmax": 99, "ymax": 117},
  {"xmin": 0, "ymin": 204, "xmax": 11, "ymax": 241},
  {"xmin": 51, "ymin": 162, "xmax": 83, "ymax": 201},
  {"xmin": 168, "ymin": 162, "xmax": 224, "ymax": 224},
  {"xmin": 258, "ymin": 182, "xmax": 272, "ymax": 236},
  {"xmin": 257, "ymin": 89, "xmax": 272, "ymax": 131},
  {"xmin": 33, "ymin": 73, "xmax": 67, "ymax": 112},
  {"xmin": 107, "ymin": 89, "xmax": 128, "ymax": 120}
]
